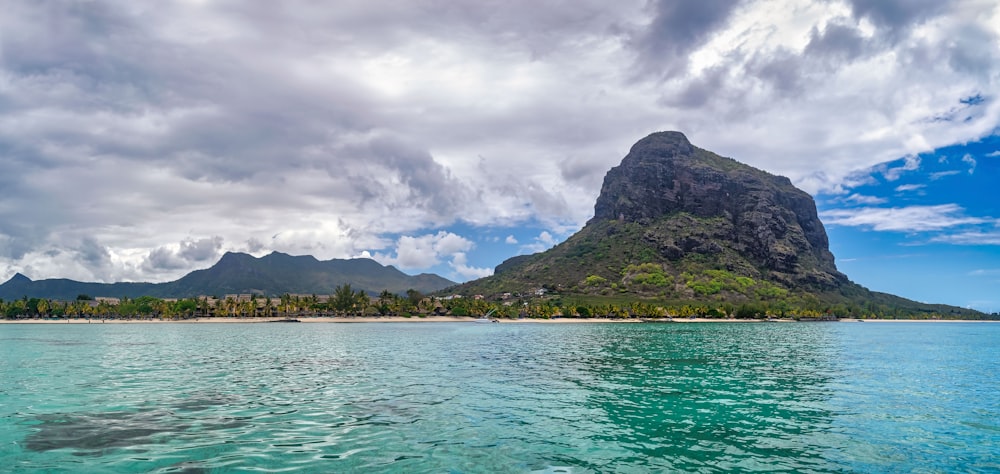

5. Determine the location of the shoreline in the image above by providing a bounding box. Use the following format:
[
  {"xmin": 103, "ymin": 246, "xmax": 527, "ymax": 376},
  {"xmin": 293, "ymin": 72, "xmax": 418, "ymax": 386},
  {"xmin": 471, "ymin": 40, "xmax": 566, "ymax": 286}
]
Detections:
[{"xmin": 0, "ymin": 316, "xmax": 995, "ymax": 324}]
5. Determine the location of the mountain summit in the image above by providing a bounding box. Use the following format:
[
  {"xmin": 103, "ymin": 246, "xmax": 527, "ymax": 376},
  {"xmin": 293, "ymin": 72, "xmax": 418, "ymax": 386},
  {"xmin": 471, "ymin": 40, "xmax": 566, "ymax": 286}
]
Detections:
[{"xmin": 451, "ymin": 132, "xmax": 977, "ymax": 317}]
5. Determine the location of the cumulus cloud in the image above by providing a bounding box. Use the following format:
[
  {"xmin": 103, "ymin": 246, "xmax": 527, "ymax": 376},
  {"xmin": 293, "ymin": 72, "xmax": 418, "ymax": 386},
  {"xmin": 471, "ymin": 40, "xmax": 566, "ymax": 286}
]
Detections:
[
  {"xmin": 449, "ymin": 252, "xmax": 494, "ymax": 280},
  {"xmin": 882, "ymin": 156, "xmax": 922, "ymax": 181},
  {"xmin": 373, "ymin": 231, "xmax": 474, "ymax": 271},
  {"xmin": 0, "ymin": 0, "xmax": 998, "ymax": 283},
  {"xmin": 962, "ymin": 153, "xmax": 977, "ymax": 174},
  {"xmin": 71, "ymin": 238, "xmax": 114, "ymax": 276},
  {"xmin": 142, "ymin": 237, "xmax": 224, "ymax": 273},
  {"xmin": 519, "ymin": 231, "xmax": 560, "ymax": 254}
]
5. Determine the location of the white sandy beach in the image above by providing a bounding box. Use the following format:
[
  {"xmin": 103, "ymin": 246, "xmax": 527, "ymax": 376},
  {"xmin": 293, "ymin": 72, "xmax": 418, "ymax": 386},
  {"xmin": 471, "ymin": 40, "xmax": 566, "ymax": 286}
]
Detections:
[{"xmin": 1, "ymin": 316, "xmax": 993, "ymax": 324}]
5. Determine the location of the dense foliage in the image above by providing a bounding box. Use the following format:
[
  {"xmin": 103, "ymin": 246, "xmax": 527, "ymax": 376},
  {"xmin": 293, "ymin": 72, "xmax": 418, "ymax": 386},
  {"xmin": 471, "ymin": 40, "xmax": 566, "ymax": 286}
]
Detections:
[{"xmin": 2, "ymin": 289, "xmax": 995, "ymax": 321}]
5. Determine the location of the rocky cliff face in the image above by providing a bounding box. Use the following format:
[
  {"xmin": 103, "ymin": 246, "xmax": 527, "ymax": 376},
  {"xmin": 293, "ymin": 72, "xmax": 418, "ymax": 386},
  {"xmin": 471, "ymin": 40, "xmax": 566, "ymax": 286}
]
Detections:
[{"xmin": 591, "ymin": 131, "xmax": 846, "ymax": 289}]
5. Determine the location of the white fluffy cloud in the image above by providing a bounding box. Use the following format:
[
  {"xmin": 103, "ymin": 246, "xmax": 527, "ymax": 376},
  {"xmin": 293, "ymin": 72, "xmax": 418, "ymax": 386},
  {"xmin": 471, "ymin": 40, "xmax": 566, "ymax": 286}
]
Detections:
[
  {"xmin": 449, "ymin": 253, "xmax": 494, "ymax": 280},
  {"xmin": 142, "ymin": 237, "xmax": 224, "ymax": 274},
  {"xmin": 962, "ymin": 153, "xmax": 977, "ymax": 174},
  {"xmin": 519, "ymin": 231, "xmax": 560, "ymax": 254},
  {"xmin": 373, "ymin": 231, "xmax": 474, "ymax": 271},
  {"xmin": 0, "ymin": 0, "xmax": 997, "ymax": 282}
]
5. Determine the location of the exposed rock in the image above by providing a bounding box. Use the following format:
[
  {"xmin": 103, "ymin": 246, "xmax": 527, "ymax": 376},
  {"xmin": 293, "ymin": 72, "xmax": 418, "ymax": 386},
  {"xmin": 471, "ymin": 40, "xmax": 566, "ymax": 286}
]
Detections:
[{"xmin": 592, "ymin": 131, "xmax": 846, "ymax": 289}]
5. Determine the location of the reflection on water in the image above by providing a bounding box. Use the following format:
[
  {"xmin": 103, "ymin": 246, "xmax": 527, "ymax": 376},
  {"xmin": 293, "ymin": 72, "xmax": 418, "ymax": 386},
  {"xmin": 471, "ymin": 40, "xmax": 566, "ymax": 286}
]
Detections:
[
  {"xmin": 0, "ymin": 322, "xmax": 997, "ymax": 472},
  {"xmin": 24, "ymin": 392, "xmax": 248, "ymax": 454},
  {"xmin": 577, "ymin": 324, "xmax": 841, "ymax": 471}
]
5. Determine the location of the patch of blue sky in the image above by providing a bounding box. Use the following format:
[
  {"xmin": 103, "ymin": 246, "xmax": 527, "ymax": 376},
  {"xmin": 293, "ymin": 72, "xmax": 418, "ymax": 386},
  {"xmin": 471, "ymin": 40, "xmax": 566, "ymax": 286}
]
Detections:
[{"xmin": 817, "ymin": 133, "xmax": 1000, "ymax": 312}]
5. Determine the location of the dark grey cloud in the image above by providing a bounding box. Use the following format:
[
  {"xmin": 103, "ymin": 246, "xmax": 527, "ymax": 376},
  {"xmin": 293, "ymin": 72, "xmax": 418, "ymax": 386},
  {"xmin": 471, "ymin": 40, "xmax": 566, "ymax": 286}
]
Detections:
[
  {"xmin": 76, "ymin": 237, "xmax": 112, "ymax": 267},
  {"xmin": 944, "ymin": 24, "xmax": 1000, "ymax": 77},
  {"xmin": 143, "ymin": 237, "xmax": 224, "ymax": 273},
  {"xmin": 805, "ymin": 21, "xmax": 867, "ymax": 62},
  {"xmin": 630, "ymin": 0, "xmax": 743, "ymax": 79},
  {"xmin": 663, "ymin": 65, "xmax": 730, "ymax": 109},
  {"xmin": 0, "ymin": 233, "xmax": 35, "ymax": 261},
  {"xmin": 145, "ymin": 247, "xmax": 186, "ymax": 272},
  {"xmin": 178, "ymin": 237, "xmax": 224, "ymax": 262},
  {"xmin": 748, "ymin": 48, "xmax": 805, "ymax": 96},
  {"xmin": 245, "ymin": 238, "xmax": 266, "ymax": 254},
  {"xmin": 847, "ymin": 0, "xmax": 944, "ymax": 38},
  {"xmin": 315, "ymin": 134, "xmax": 475, "ymax": 228}
]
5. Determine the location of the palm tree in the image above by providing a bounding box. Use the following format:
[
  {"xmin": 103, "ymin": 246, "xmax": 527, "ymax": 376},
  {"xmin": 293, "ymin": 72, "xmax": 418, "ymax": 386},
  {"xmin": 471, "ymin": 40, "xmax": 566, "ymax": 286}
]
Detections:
[
  {"xmin": 222, "ymin": 296, "xmax": 236, "ymax": 317},
  {"xmin": 356, "ymin": 292, "xmax": 371, "ymax": 316},
  {"xmin": 264, "ymin": 297, "xmax": 274, "ymax": 318},
  {"xmin": 333, "ymin": 285, "xmax": 355, "ymax": 316},
  {"xmin": 377, "ymin": 290, "xmax": 393, "ymax": 316}
]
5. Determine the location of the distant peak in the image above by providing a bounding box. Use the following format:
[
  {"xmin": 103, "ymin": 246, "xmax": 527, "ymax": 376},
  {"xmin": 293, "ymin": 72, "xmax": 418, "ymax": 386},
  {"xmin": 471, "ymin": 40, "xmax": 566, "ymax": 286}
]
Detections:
[
  {"xmin": 216, "ymin": 252, "xmax": 255, "ymax": 265},
  {"xmin": 6, "ymin": 272, "xmax": 31, "ymax": 284}
]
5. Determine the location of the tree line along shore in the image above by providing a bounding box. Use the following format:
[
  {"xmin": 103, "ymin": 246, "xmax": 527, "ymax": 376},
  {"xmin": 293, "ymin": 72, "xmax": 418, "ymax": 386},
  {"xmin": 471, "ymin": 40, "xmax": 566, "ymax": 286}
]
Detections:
[{"xmin": 3, "ymin": 284, "xmax": 998, "ymax": 321}]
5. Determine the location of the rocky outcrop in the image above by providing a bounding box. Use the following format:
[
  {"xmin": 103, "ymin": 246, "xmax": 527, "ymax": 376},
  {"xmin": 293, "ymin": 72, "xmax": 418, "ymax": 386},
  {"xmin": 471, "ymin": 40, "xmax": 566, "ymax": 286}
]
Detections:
[{"xmin": 592, "ymin": 131, "xmax": 846, "ymax": 289}]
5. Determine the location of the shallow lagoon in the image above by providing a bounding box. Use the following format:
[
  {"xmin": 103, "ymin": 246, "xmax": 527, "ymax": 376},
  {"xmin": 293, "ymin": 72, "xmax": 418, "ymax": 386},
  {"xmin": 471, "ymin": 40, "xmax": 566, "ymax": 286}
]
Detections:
[{"xmin": 1, "ymin": 322, "xmax": 997, "ymax": 472}]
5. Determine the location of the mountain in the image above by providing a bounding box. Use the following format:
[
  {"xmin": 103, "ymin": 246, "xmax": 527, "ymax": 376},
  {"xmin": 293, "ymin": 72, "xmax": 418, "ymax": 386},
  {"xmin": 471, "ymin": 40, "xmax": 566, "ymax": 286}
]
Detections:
[
  {"xmin": 0, "ymin": 252, "xmax": 455, "ymax": 301},
  {"xmin": 166, "ymin": 251, "xmax": 454, "ymax": 297},
  {"xmin": 449, "ymin": 131, "xmax": 982, "ymax": 318}
]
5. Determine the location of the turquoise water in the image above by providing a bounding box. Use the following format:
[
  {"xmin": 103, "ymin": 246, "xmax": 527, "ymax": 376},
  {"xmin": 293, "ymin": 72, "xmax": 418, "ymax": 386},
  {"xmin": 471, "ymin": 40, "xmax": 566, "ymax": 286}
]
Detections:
[{"xmin": 0, "ymin": 322, "xmax": 997, "ymax": 473}]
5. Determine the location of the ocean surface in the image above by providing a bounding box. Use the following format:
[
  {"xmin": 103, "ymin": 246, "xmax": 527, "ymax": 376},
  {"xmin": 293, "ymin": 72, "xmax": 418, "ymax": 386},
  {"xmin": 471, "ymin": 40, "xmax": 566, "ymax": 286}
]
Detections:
[{"xmin": 0, "ymin": 321, "xmax": 997, "ymax": 473}]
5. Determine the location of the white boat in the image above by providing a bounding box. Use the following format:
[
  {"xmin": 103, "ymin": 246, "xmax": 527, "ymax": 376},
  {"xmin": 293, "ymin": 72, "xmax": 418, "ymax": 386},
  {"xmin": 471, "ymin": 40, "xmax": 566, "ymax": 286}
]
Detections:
[{"xmin": 475, "ymin": 309, "xmax": 498, "ymax": 323}]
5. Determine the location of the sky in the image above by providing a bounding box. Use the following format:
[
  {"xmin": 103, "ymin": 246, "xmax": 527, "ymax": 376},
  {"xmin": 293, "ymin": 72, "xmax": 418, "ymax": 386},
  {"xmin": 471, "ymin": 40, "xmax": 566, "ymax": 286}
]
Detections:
[{"xmin": 1, "ymin": 1, "xmax": 998, "ymax": 311}]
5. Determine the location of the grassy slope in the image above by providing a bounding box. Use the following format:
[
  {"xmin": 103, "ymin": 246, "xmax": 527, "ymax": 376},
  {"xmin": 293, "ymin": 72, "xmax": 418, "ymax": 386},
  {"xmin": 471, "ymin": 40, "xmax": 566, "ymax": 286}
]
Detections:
[{"xmin": 445, "ymin": 215, "xmax": 986, "ymax": 319}]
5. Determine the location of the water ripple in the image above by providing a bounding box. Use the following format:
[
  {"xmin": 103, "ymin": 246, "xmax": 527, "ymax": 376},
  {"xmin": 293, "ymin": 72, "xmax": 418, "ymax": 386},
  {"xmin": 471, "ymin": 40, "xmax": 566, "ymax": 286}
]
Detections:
[{"xmin": 1, "ymin": 322, "xmax": 997, "ymax": 472}]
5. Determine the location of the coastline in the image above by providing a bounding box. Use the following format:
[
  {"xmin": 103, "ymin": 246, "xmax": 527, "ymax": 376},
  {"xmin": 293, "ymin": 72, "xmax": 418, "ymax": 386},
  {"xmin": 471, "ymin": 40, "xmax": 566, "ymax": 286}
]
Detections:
[
  {"xmin": 1, "ymin": 316, "xmax": 995, "ymax": 324},
  {"xmin": 1, "ymin": 316, "xmax": 629, "ymax": 324}
]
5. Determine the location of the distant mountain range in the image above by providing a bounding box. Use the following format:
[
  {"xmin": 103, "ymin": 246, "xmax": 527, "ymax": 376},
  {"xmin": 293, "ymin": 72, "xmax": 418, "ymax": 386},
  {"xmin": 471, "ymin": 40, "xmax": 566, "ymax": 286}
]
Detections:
[{"xmin": 0, "ymin": 252, "xmax": 455, "ymax": 301}]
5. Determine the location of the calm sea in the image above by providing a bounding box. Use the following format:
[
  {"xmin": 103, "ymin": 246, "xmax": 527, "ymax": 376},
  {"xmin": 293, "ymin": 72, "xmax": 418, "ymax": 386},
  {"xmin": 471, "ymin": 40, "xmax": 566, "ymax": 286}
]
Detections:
[{"xmin": 0, "ymin": 322, "xmax": 997, "ymax": 473}]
